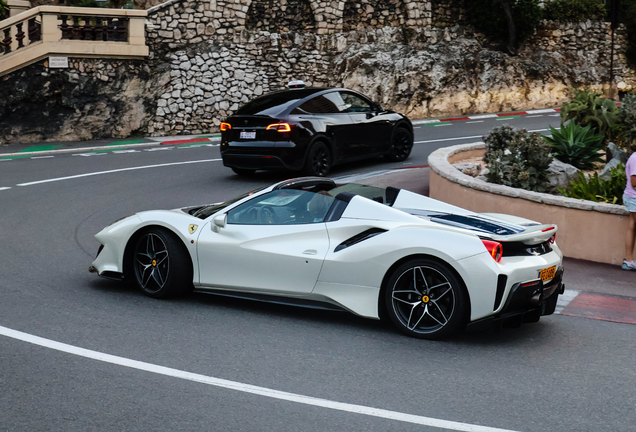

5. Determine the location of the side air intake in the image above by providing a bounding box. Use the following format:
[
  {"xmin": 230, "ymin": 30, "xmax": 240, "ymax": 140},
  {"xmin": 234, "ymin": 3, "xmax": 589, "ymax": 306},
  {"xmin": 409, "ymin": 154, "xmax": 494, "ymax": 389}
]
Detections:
[{"xmin": 334, "ymin": 228, "xmax": 387, "ymax": 252}]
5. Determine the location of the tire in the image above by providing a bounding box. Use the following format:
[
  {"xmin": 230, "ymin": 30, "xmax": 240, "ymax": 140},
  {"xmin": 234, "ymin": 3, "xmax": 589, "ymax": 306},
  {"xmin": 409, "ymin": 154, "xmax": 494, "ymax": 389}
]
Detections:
[
  {"xmin": 131, "ymin": 227, "xmax": 193, "ymax": 299},
  {"xmin": 303, "ymin": 142, "xmax": 331, "ymax": 177},
  {"xmin": 232, "ymin": 167, "xmax": 256, "ymax": 176},
  {"xmin": 385, "ymin": 258, "xmax": 468, "ymax": 339},
  {"xmin": 385, "ymin": 127, "xmax": 413, "ymax": 162}
]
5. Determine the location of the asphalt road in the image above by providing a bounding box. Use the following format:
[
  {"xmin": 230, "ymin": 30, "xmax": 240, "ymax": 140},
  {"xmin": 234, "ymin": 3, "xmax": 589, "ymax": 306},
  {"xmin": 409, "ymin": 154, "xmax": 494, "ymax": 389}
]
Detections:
[{"xmin": 2, "ymin": 112, "xmax": 635, "ymax": 432}]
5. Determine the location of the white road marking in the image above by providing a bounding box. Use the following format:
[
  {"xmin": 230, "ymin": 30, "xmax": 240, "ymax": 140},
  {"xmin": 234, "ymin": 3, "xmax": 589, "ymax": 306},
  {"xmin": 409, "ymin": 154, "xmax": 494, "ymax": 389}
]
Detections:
[
  {"xmin": 16, "ymin": 159, "xmax": 222, "ymax": 187},
  {"xmin": 467, "ymin": 114, "xmax": 498, "ymax": 120},
  {"xmin": 549, "ymin": 114, "xmax": 560, "ymax": 117},
  {"xmin": 31, "ymin": 155, "xmax": 54, "ymax": 159},
  {"xmin": 434, "ymin": 123, "xmax": 452, "ymax": 127},
  {"xmin": 412, "ymin": 119, "xmax": 440, "ymax": 125},
  {"xmin": 554, "ymin": 289, "xmax": 580, "ymax": 314},
  {"xmin": 73, "ymin": 153, "xmax": 108, "ymax": 157},
  {"xmin": 0, "ymin": 325, "xmax": 519, "ymax": 432},
  {"xmin": 0, "ymin": 187, "xmax": 11, "ymax": 191},
  {"xmin": 144, "ymin": 147, "xmax": 174, "ymax": 152},
  {"xmin": 178, "ymin": 144, "xmax": 208, "ymax": 149},
  {"xmin": 528, "ymin": 129, "xmax": 549, "ymax": 133},
  {"xmin": 524, "ymin": 115, "xmax": 543, "ymax": 118},
  {"xmin": 112, "ymin": 150, "xmax": 140, "ymax": 154},
  {"xmin": 526, "ymin": 109, "xmax": 558, "ymax": 114},
  {"xmin": 465, "ymin": 121, "xmax": 484, "ymax": 124},
  {"xmin": 415, "ymin": 136, "xmax": 483, "ymax": 144}
]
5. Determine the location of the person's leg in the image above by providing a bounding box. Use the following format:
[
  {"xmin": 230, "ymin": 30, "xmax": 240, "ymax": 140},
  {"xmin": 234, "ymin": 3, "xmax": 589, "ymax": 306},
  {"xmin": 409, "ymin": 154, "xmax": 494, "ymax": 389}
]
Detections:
[{"xmin": 625, "ymin": 212, "xmax": 636, "ymax": 263}]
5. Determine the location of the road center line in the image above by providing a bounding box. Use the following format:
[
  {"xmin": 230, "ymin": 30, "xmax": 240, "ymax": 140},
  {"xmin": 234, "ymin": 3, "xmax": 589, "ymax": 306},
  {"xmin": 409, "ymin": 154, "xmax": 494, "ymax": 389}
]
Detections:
[
  {"xmin": 16, "ymin": 159, "xmax": 222, "ymax": 187},
  {"xmin": 0, "ymin": 187, "xmax": 11, "ymax": 191},
  {"xmin": 0, "ymin": 325, "xmax": 518, "ymax": 432}
]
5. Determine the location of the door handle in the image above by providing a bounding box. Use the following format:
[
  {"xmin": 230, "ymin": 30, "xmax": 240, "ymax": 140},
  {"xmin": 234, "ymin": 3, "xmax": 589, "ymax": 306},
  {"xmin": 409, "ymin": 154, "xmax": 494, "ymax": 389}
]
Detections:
[{"xmin": 303, "ymin": 249, "xmax": 318, "ymax": 255}]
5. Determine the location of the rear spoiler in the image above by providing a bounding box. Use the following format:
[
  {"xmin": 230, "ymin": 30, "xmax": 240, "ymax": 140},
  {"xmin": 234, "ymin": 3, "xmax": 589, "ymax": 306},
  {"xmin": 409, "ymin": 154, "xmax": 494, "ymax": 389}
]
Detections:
[{"xmin": 485, "ymin": 224, "xmax": 557, "ymax": 245}]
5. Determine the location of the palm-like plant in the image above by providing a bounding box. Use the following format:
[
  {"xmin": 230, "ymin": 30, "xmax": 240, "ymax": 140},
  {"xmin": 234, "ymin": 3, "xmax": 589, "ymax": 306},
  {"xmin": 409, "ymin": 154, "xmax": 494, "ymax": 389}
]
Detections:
[
  {"xmin": 544, "ymin": 121, "xmax": 604, "ymax": 170},
  {"xmin": 560, "ymin": 89, "xmax": 620, "ymax": 137}
]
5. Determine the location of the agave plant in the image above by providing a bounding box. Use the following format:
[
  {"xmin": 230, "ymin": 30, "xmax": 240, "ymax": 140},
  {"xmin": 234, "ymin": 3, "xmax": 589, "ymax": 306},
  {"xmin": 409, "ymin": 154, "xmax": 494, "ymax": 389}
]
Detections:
[
  {"xmin": 560, "ymin": 89, "xmax": 620, "ymax": 137},
  {"xmin": 544, "ymin": 121, "xmax": 604, "ymax": 170}
]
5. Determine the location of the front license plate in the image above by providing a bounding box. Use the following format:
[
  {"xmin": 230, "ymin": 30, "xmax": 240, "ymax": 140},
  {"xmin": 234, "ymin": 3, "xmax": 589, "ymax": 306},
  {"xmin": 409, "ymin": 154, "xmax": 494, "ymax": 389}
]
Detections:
[
  {"xmin": 539, "ymin": 266, "xmax": 556, "ymax": 282},
  {"xmin": 240, "ymin": 131, "xmax": 256, "ymax": 139}
]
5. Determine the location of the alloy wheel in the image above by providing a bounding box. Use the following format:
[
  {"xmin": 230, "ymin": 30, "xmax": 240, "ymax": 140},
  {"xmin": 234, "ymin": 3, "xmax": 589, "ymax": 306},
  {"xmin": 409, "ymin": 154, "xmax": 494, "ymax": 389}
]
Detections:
[
  {"xmin": 390, "ymin": 265, "xmax": 456, "ymax": 335},
  {"xmin": 134, "ymin": 233, "xmax": 170, "ymax": 293}
]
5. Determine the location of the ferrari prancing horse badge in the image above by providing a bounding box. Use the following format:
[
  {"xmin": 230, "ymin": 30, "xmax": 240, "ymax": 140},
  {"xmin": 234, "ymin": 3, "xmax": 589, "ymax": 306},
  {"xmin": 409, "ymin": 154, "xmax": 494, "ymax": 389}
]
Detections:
[{"xmin": 188, "ymin": 224, "xmax": 198, "ymax": 234}]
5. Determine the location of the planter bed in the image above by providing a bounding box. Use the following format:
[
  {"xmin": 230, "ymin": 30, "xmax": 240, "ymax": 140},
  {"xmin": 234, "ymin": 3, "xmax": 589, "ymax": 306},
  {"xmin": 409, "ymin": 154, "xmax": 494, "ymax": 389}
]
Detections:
[{"xmin": 428, "ymin": 143, "xmax": 629, "ymax": 265}]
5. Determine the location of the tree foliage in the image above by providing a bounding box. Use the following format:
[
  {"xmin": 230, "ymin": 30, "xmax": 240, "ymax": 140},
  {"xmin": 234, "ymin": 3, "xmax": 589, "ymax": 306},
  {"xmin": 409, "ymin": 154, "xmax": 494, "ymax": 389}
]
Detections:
[
  {"xmin": 543, "ymin": 0, "xmax": 606, "ymax": 22},
  {"xmin": 467, "ymin": 0, "xmax": 542, "ymax": 54}
]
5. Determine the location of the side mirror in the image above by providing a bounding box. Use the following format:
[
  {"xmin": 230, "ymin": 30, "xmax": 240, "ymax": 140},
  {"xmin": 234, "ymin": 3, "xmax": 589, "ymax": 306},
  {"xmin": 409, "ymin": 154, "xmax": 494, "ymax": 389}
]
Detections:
[{"xmin": 212, "ymin": 213, "xmax": 226, "ymax": 230}]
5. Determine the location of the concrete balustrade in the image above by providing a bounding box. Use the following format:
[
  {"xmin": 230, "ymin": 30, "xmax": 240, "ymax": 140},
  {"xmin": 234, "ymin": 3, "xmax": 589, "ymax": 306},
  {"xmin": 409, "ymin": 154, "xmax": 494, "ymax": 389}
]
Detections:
[
  {"xmin": 428, "ymin": 143, "xmax": 630, "ymax": 265},
  {"xmin": 0, "ymin": 5, "xmax": 148, "ymax": 77}
]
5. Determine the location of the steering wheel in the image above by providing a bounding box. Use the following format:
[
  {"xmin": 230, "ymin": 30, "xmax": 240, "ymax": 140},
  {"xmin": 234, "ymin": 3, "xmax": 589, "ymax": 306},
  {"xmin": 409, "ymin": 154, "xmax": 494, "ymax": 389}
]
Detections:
[{"xmin": 258, "ymin": 206, "xmax": 277, "ymax": 224}]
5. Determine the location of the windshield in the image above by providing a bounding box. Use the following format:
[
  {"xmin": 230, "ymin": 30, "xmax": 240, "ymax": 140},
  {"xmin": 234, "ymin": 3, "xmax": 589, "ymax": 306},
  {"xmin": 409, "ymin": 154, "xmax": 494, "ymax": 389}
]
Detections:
[
  {"xmin": 235, "ymin": 89, "xmax": 323, "ymax": 115},
  {"xmin": 192, "ymin": 186, "xmax": 268, "ymax": 219}
]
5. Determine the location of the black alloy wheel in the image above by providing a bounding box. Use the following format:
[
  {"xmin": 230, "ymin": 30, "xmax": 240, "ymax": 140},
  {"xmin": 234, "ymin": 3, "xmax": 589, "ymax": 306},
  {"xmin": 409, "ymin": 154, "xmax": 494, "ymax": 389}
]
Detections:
[
  {"xmin": 232, "ymin": 167, "xmax": 256, "ymax": 176},
  {"xmin": 385, "ymin": 258, "xmax": 468, "ymax": 339},
  {"xmin": 385, "ymin": 127, "xmax": 413, "ymax": 162},
  {"xmin": 132, "ymin": 227, "xmax": 192, "ymax": 299},
  {"xmin": 304, "ymin": 142, "xmax": 331, "ymax": 177}
]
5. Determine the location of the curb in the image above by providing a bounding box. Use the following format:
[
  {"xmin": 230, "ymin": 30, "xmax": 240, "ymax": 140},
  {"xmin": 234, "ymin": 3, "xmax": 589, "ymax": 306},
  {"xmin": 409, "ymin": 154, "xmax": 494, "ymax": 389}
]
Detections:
[
  {"xmin": 411, "ymin": 108, "xmax": 561, "ymax": 125},
  {"xmin": 0, "ymin": 136, "xmax": 222, "ymax": 158}
]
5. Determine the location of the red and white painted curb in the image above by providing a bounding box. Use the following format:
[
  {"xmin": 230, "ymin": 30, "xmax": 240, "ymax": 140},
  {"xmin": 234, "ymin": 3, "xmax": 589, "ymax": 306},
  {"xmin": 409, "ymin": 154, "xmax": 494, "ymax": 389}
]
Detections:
[{"xmin": 411, "ymin": 108, "xmax": 561, "ymax": 125}]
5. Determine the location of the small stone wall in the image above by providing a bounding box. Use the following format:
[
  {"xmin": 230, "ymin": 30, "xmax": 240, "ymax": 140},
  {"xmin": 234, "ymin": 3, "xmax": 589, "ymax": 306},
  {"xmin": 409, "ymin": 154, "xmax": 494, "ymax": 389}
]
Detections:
[{"xmin": 428, "ymin": 143, "xmax": 629, "ymax": 265}]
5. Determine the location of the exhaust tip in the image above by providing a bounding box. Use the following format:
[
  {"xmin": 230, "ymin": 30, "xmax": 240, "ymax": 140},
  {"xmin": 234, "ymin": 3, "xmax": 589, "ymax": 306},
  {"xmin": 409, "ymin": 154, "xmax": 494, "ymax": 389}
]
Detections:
[{"xmin": 88, "ymin": 265, "xmax": 97, "ymax": 273}]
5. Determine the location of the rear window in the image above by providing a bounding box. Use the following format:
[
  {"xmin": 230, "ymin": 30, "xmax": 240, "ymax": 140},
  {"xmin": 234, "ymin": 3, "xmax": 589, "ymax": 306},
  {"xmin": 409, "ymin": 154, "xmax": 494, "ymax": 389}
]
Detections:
[{"xmin": 236, "ymin": 89, "xmax": 322, "ymax": 115}]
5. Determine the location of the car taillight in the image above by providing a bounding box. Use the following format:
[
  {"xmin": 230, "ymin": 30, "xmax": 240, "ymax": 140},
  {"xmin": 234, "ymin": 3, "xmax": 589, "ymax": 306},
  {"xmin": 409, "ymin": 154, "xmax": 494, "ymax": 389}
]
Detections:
[
  {"xmin": 266, "ymin": 123, "xmax": 291, "ymax": 132},
  {"xmin": 481, "ymin": 239, "xmax": 503, "ymax": 263},
  {"xmin": 220, "ymin": 122, "xmax": 231, "ymax": 131},
  {"xmin": 550, "ymin": 234, "xmax": 556, "ymax": 244}
]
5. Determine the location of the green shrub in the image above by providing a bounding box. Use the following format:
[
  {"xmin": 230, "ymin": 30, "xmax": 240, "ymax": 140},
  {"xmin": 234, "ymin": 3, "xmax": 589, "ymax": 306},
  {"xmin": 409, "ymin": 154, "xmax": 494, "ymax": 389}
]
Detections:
[
  {"xmin": 483, "ymin": 125, "xmax": 554, "ymax": 192},
  {"xmin": 543, "ymin": 0, "xmax": 606, "ymax": 22},
  {"xmin": 543, "ymin": 122, "xmax": 604, "ymax": 169},
  {"xmin": 619, "ymin": 92, "xmax": 636, "ymax": 144},
  {"xmin": 559, "ymin": 163, "xmax": 626, "ymax": 204},
  {"xmin": 467, "ymin": 0, "xmax": 543, "ymax": 48},
  {"xmin": 560, "ymin": 89, "xmax": 620, "ymax": 138},
  {"xmin": 0, "ymin": 0, "xmax": 8, "ymax": 19}
]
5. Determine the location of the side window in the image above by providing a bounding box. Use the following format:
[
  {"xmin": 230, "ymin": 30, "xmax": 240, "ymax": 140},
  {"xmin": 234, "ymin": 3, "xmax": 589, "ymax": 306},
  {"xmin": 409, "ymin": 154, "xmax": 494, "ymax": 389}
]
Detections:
[
  {"xmin": 340, "ymin": 93, "xmax": 373, "ymax": 113},
  {"xmin": 297, "ymin": 95, "xmax": 340, "ymax": 114},
  {"xmin": 226, "ymin": 190, "xmax": 335, "ymax": 225}
]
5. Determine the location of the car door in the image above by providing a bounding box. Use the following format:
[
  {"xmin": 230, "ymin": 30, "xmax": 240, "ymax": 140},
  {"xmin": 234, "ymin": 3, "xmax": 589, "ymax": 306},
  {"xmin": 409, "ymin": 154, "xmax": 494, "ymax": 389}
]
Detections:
[
  {"xmin": 295, "ymin": 93, "xmax": 354, "ymax": 160},
  {"xmin": 340, "ymin": 92, "xmax": 392, "ymax": 155},
  {"xmin": 196, "ymin": 190, "xmax": 332, "ymax": 294}
]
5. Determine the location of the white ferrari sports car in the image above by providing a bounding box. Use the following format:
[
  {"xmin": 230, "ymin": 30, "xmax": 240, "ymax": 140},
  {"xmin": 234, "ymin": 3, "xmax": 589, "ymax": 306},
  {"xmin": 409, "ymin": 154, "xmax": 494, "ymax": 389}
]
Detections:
[{"xmin": 90, "ymin": 177, "xmax": 564, "ymax": 339}]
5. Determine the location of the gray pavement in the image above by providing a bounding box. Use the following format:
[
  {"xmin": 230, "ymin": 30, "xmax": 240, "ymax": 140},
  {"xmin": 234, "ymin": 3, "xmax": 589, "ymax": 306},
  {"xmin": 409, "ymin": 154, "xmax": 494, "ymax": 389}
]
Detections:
[{"xmin": 1, "ymin": 136, "xmax": 633, "ymax": 301}]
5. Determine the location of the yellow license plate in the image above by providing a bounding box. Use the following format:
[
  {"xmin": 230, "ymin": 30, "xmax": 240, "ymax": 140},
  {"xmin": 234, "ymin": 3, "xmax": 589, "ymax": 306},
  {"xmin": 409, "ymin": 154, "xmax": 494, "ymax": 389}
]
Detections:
[{"xmin": 539, "ymin": 266, "xmax": 556, "ymax": 282}]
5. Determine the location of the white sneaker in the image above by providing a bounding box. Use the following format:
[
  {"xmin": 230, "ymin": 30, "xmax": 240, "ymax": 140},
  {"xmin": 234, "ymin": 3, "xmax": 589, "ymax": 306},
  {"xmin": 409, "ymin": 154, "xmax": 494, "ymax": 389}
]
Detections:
[{"xmin": 622, "ymin": 260, "xmax": 636, "ymax": 271}]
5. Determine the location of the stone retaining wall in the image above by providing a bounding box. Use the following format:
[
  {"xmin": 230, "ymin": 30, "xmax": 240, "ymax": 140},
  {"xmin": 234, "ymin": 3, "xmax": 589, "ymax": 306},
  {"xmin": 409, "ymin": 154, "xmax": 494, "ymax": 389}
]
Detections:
[
  {"xmin": 1, "ymin": 0, "xmax": 635, "ymax": 143},
  {"xmin": 428, "ymin": 143, "xmax": 629, "ymax": 265}
]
